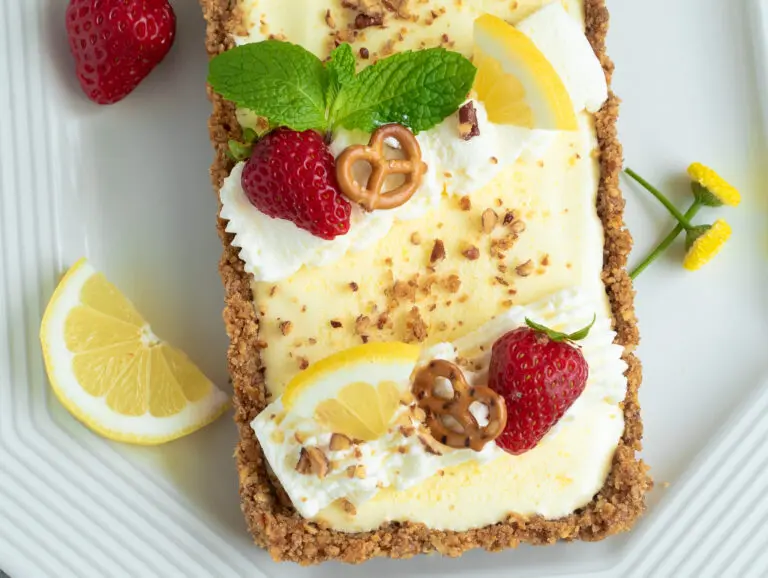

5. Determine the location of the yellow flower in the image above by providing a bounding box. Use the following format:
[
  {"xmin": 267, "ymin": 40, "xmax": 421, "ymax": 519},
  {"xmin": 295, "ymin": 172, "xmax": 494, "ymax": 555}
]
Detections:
[
  {"xmin": 688, "ymin": 163, "xmax": 741, "ymax": 207},
  {"xmin": 683, "ymin": 219, "xmax": 732, "ymax": 271}
]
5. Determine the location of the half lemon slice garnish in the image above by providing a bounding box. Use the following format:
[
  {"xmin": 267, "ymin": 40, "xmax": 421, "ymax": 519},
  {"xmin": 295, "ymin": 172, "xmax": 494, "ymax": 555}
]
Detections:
[
  {"xmin": 473, "ymin": 13, "xmax": 578, "ymax": 130},
  {"xmin": 281, "ymin": 342, "xmax": 420, "ymax": 441},
  {"xmin": 40, "ymin": 258, "xmax": 228, "ymax": 445}
]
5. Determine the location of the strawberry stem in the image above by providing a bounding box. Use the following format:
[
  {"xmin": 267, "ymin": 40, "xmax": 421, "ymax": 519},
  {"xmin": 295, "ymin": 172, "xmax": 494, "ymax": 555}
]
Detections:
[
  {"xmin": 624, "ymin": 168, "xmax": 695, "ymax": 230},
  {"xmin": 525, "ymin": 315, "xmax": 596, "ymax": 343}
]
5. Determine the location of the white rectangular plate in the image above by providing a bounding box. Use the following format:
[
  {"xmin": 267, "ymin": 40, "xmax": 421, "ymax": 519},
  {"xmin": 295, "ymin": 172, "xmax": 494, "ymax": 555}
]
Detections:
[{"xmin": 1, "ymin": 0, "xmax": 767, "ymax": 576}]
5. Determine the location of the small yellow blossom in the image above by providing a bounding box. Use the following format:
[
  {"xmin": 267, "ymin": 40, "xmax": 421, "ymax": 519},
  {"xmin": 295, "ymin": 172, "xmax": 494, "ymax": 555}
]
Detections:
[
  {"xmin": 688, "ymin": 163, "xmax": 741, "ymax": 207},
  {"xmin": 683, "ymin": 219, "xmax": 732, "ymax": 271}
]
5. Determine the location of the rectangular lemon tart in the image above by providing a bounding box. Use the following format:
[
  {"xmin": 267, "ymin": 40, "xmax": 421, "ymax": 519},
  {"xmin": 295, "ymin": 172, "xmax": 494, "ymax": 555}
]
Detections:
[{"xmin": 201, "ymin": 0, "xmax": 650, "ymax": 565}]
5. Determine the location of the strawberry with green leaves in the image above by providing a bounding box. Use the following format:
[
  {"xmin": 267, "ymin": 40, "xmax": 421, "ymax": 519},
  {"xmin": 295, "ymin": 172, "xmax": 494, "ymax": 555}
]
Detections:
[
  {"xmin": 489, "ymin": 316, "xmax": 595, "ymax": 455},
  {"xmin": 207, "ymin": 42, "xmax": 477, "ymax": 239}
]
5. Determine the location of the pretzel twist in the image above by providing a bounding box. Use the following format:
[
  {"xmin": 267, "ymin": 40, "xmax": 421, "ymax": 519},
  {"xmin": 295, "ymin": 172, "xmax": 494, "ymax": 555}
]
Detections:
[
  {"xmin": 412, "ymin": 360, "xmax": 507, "ymax": 451},
  {"xmin": 335, "ymin": 124, "xmax": 427, "ymax": 211}
]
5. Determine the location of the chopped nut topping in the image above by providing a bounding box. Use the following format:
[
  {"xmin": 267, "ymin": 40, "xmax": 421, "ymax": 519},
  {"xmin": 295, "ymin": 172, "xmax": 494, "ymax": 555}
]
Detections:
[
  {"xmin": 462, "ymin": 245, "xmax": 480, "ymax": 260},
  {"xmin": 405, "ymin": 307, "xmax": 428, "ymax": 343},
  {"xmin": 329, "ymin": 433, "xmax": 353, "ymax": 451},
  {"xmin": 410, "ymin": 231, "xmax": 422, "ymax": 245},
  {"xmin": 339, "ymin": 498, "xmax": 357, "ymax": 515},
  {"xmin": 346, "ymin": 464, "xmax": 367, "ymax": 479},
  {"xmin": 541, "ymin": 254, "xmax": 550, "ymax": 266},
  {"xmin": 297, "ymin": 356, "xmax": 309, "ymax": 370},
  {"xmin": 308, "ymin": 337, "xmax": 317, "ymax": 345},
  {"xmin": 491, "ymin": 235, "xmax": 516, "ymax": 259},
  {"xmin": 397, "ymin": 446, "xmax": 408, "ymax": 454},
  {"xmin": 495, "ymin": 276, "xmax": 509, "ymax": 287},
  {"xmin": 361, "ymin": 335, "xmax": 370, "ymax": 343},
  {"xmin": 481, "ymin": 208, "xmax": 498, "ymax": 233},
  {"xmin": 430, "ymin": 239, "xmax": 446, "ymax": 263},
  {"xmin": 510, "ymin": 219, "xmax": 526, "ymax": 234},
  {"xmin": 279, "ymin": 320, "xmax": 293, "ymax": 336},
  {"xmin": 325, "ymin": 9, "xmax": 336, "ymax": 27},
  {"xmin": 501, "ymin": 299, "xmax": 514, "ymax": 308},
  {"xmin": 399, "ymin": 425, "xmax": 416, "ymax": 437},
  {"xmin": 354, "ymin": 13, "xmax": 383, "ymax": 28},
  {"xmin": 502, "ymin": 210, "xmax": 516, "ymax": 226},
  {"xmin": 269, "ymin": 285, "xmax": 278, "ymax": 297},
  {"xmin": 442, "ymin": 274, "xmax": 461, "ymax": 293},
  {"xmin": 376, "ymin": 312, "xmax": 389, "ymax": 330},
  {"xmin": 418, "ymin": 434, "xmax": 444, "ymax": 455},
  {"xmin": 354, "ymin": 314, "xmax": 371, "ymax": 335},
  {"xmin": 516, "ymin": 260, "xmax": 535, "ymax": 277},
  {"xmin": 330, "ymin": 319, "xmax": 343, "ymax": 328},
  {"xmin": 359, "ymin": 46, "xmax": 370, "ymax": 59},
  {"xmin": 490, "ymin": 156, "xmax": 499, "ymax": 165},
  {"xmin": 256, "ymin": 340, "xmax": 269, "ymax": 349},
  {"xmin": 459, "ymin": 196, "xmax": 472, "ymax": 211},
  {"xmin": 349, "ymin": 281, "xmax": 359, "ymax": 292},
  {"xmin": 392, "ymin": 280, "xmax": 417, "ymax": 302},
  {"xmin": 458, "ymin": 101, "xmax": 480, "ymax": 141},
  {"xmin": 296, "ymin": 446, "xmax": 329, "ymax": 478}
]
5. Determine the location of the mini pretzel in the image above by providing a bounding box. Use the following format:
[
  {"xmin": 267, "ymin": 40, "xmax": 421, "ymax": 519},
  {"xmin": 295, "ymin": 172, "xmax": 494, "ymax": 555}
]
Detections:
[
  {"xmin": 412, "ymin": 360, "xmax": 507, "ymax": 452},
  {"xmin": 336, "ymin": 124, "xmax": 427, "ymax": 211}
]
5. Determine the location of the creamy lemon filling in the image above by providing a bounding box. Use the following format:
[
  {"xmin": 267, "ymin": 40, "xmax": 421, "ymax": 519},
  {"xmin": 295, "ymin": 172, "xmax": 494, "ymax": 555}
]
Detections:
[
  {"xmin": 227, "ymin": 0, "xmax": 624, "ymax": 532},
  {"xmin": 252, "ymin": 288, "xmax": 626, "ymax": 531}
]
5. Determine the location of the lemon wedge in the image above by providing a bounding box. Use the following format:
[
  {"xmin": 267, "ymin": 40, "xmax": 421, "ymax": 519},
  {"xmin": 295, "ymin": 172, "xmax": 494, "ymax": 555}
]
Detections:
[
  {"xmin": 40, "ymin": 258, "xmax": 228, "ymax": 445},
  {"xmin": 473, "ymin": 14, "xmax": 578, "ymax": 130},
  {"xmin": 281, "ymin": 342, "xmax": 420, "ymax": 441}
]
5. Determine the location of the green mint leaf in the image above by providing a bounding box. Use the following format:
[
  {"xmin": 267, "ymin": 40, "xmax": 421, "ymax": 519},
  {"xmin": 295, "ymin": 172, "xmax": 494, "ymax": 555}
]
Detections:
[
  {"xmin": 326, "ymin": 43, "xmax": 356, "ymax": 106},
  {"xmin": 330, "ymin": 48, "xmax": 476, "ymax": 134},
  {"xmin": 208, "ymin": 41, "xmax": 329, "ymax": 132},
  {"xmin": 525, "ymin": 315, "xmax": 596, "ymax": 343}
]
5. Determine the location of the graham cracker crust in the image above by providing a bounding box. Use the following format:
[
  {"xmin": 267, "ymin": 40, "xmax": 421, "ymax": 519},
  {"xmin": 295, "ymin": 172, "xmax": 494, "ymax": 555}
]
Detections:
[{"xmin": 201, "ymin": 0, "xmax": 651, "ymax": 565}]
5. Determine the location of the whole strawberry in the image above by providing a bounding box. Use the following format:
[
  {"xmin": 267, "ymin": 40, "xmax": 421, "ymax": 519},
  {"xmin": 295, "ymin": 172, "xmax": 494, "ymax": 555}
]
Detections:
[
  {"xmin": 65, "ymin": 0, "xmax": 176, "ymax": 105},
  {"xmin": 488, "ymin": 317, "xmax": 595, "ymax": 455},
  {"xmin": 241, "ymin": 128, "xmax": 352, "ymax": 240}
]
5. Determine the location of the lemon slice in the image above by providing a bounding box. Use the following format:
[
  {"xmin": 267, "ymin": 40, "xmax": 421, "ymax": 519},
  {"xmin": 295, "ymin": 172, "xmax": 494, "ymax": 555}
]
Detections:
[
  {"xmin": 281, "ymin": 342, "xmax": 420, "ymax": 441},
  {"xmin": 40, "ymin": 258, "xmax": 229, "ymax": 445},
  {"xmin": 473, "ymin": 14, "xmax": 578, "ymax": 130}
]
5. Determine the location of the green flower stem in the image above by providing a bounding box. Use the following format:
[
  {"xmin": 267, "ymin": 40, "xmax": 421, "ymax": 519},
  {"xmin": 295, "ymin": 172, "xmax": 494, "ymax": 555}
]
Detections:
[
  {"xmin": 630, "ymin": 201, "xmax": 702, "ymax": 279},
  {"xmin": 624, "ymin": 168, "xmax": 695, "ymax": 229}
]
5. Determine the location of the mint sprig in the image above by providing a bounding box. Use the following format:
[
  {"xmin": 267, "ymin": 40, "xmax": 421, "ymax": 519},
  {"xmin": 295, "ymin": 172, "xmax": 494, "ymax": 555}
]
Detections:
[
  {"xmin": 207, "ymin": 41, "xmax": 476, "ymax": 136},
  {"xmin": 330, "ymin": 48, "xmax": 476, "ymax": 134}
]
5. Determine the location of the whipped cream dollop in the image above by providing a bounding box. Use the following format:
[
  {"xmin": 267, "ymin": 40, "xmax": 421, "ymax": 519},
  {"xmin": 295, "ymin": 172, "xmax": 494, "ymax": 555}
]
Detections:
[
  {"xmin": 517, "ymin": 2, "xmax": 608, "ymax": 113},
  {"xmin": 251, "ymin": 287, "xmax": 628, "ymax": 527}
]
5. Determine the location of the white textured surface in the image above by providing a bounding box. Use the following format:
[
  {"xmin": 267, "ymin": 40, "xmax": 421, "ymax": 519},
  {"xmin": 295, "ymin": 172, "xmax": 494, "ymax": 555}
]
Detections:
[{"xmin": 0, "ymin": 1, "xmax": 767, "ymax": 577}]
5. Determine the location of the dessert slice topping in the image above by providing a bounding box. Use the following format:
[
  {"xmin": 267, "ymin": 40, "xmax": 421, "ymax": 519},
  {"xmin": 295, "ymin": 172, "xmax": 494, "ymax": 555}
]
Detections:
[
  {"xmin": 241, "ymin": 128, "xmax": 352, "ymax": 240},
  {"xmin": 489, "ymin": 316, "xmax": 595, "ymax": 455},
  {"xmin": 412, "ymin": 359, "xmax": 507, "ymax": 451},
  {"xmin": 336, "ymin": 124, "xmax": 427, "ymax": 211}
]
